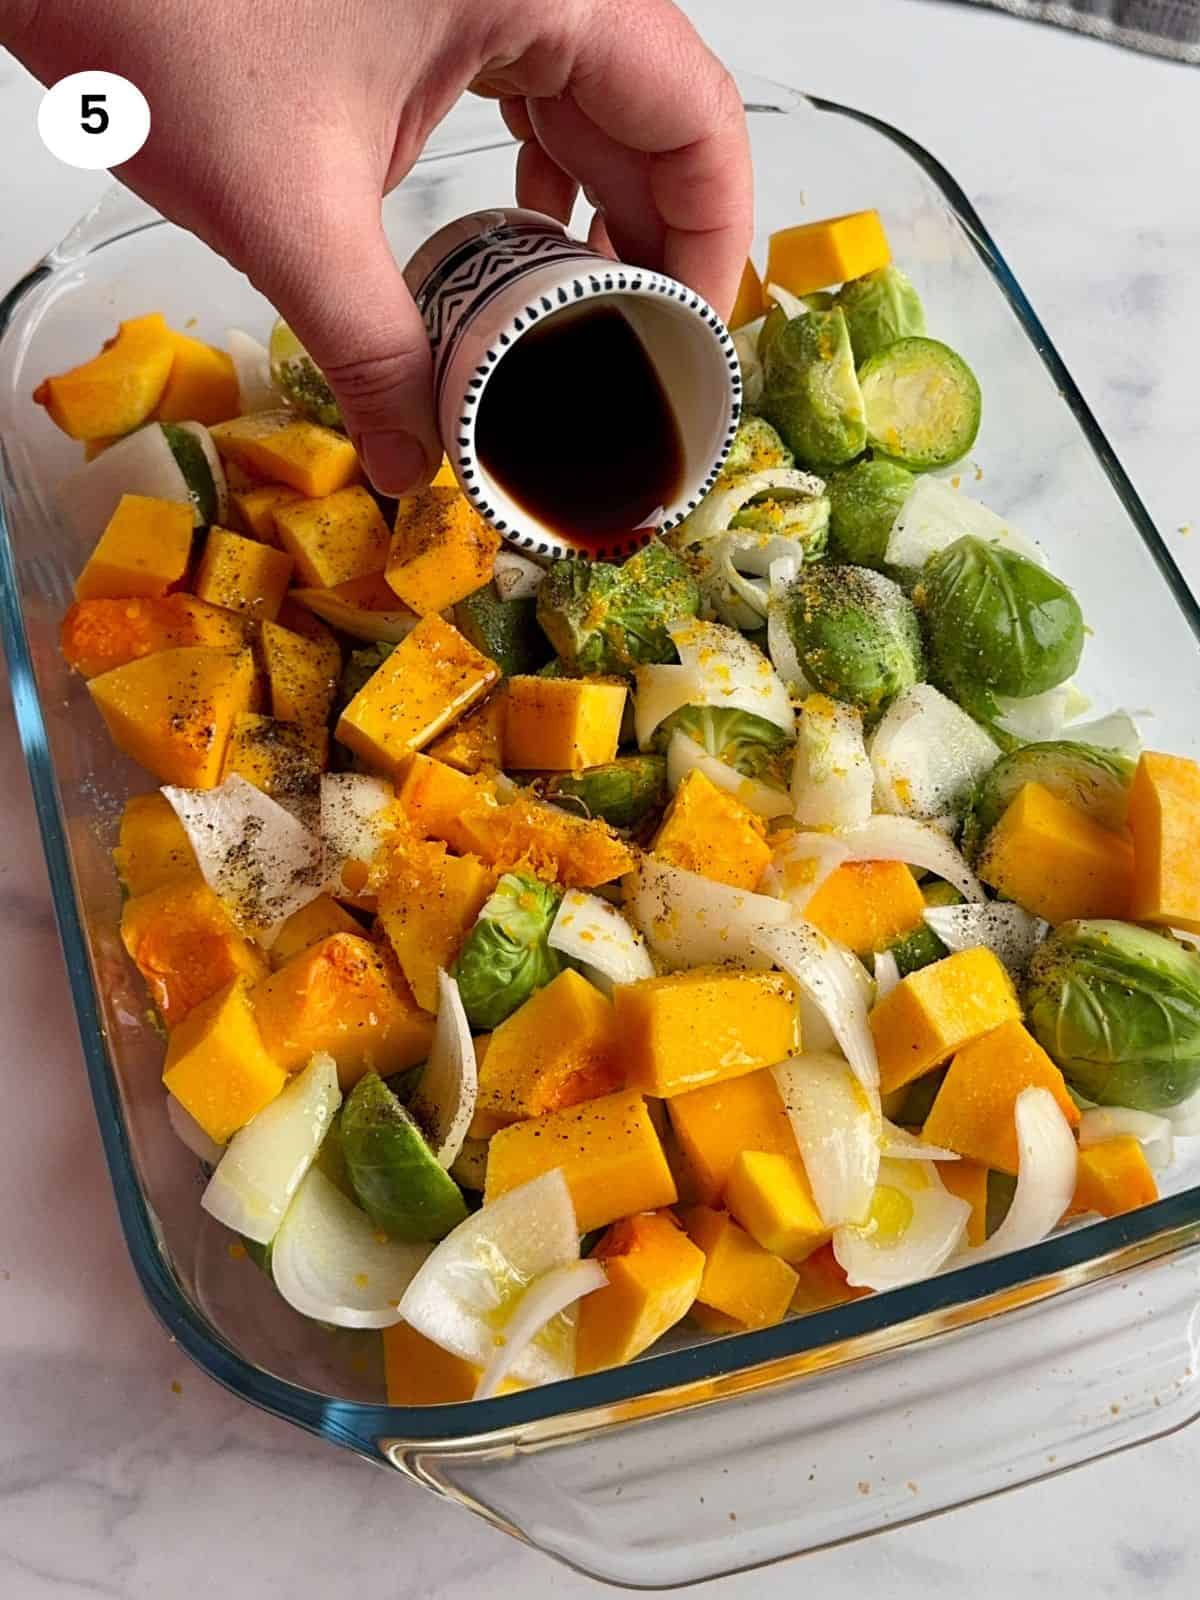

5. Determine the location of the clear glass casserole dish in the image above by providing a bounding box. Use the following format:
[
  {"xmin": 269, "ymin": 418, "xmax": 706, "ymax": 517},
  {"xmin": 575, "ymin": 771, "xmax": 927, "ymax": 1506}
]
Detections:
[{"xmin": 3, "ymin": 73, "xmax": 1200, "ymax": 1590}]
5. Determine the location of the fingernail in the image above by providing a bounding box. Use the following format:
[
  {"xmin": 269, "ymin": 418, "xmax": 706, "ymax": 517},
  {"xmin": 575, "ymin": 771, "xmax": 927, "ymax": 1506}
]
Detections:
[{"xmin": 357, "ymin": 430, "xmax": 430, "ymax": 495}]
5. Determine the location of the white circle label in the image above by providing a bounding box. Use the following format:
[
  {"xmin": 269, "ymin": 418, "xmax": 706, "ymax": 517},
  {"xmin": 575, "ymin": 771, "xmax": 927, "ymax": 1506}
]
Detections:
[{"xmin": 37, "ymin": 72, "xmax": 150, "ymax": 171}]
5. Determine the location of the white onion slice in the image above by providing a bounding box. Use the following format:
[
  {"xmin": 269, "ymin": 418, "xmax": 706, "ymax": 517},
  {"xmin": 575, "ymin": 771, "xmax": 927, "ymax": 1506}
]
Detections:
[
  {"xmin": 173, "ymin": 421, "xmax": 229, "ymax": 524},
  {"xmin": 766, "ymin": 556, "xmax": 810, "ymax": 696},
  {"xmin": 868, "ymin": 684, "xmax": 999, "ymax": 820},
  {"xmin": 881, "ymin": 1119, "xmax": 960, "ymax": 1162},
  {"xmin": 885, "ymin": 476, "xmax": 1044, "ymax": 574},
  {"xmin": 791, "ymin": 696, "xmax": 873, "ymax": 830},
  {"xmin": 202, "ymin": 1052, "xmax": 341, "ymax": 1243},
  {"xmin": 958, "ymin": 1088, "xmax": 1077, "ymax": 1264},
  {"xmin": 873, "ymin": 949, "xmax": 902, "ymax": 1001},
  {"xmin": 675, "ymin": 467, "xmax": 827, "ymax": 548},
  {"xmin": 474, "ymin": 1259, "xmax": 608, "ymax": 1399},
  {"xmin": 292, "ymin": 587, "xmax": 420, "ymax": 645},
  {"xmin": 755, "ymin": 922, "xmax": 878, "ymax": 1090},
  {"xmin": 772, "ymin": 1052, "xmax": 880, "ymax": 1227},
  {"xmin": 666, "ymin": 732, "xmax": 793, "ymax": 821},
  {"xmin": 272, "ymin": 1168, "xmax": 429, "ymax": 1328},
  {"xmin": 409, "ymin": 971, "xmax": 476, "ymax": 1170},
  {"xmin": 923, "ymin": 902, "xmax": 1048, "ymax": 977},
  {"xmin": 493, "ymin": 550, "xmax": 545, "ymax": 601},
  {"xmin": 765, "ymin": 281, "xmax": 808, "ymax": 321},
  {"xmin": 1062, "ymin": 709, "xmax": 1144, "ymax": 757},
  {"xmin": 450, "ymin": 1137, "xmax": 489, "ymax": 1192},
  {"xmin": 549, "ymin": 889, "xmax": 654, "ymax": 991},
  {"xmin": 992, "ymin": 682, "xmax": 1089, "ymax": 746},
  {"xmin": 731, "ymin": 318, "xmax": 765, "ymax": 409},
  {"xmin": 321, "ymin": 772, "xmax": 396, "ymax": 894},
  {"xmin": 839, "ymin": 815, "xmax": 985, "ymax": 903},
  {"xmin": 634, "ymin": 620, "xmax": 794, "ymax": 748},
  {"xmin": 622, "ymin": 855, "xmax": 789, "ymax": 971},
  {"xmin": 167, "ymin": 1095, "xmax": 225, "ymax": 1166},
  {"xmin": 226, "ymin": 329, "xmax": 276, "ymax": 413},
  {"xmin": 761, "ymin": 830, "xmax": 851, "ymax": 912},
  {"xmin": 60, "ymin": 423, "xmax": 193, "ymax": 543},
  {"xmin": 1078, "ymin": 1107, "xmax": 1173, "ymax": 1172},
  {"xmin": 835, "ymin": 1158, "xmax": 970, "ymax": 1290}
]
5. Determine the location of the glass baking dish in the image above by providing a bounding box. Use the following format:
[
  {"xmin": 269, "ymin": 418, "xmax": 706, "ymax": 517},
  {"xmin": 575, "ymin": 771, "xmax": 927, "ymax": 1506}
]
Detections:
[{"xmin": 3, "ymin": 72, "xmax": 1200, "ymax": 1589}]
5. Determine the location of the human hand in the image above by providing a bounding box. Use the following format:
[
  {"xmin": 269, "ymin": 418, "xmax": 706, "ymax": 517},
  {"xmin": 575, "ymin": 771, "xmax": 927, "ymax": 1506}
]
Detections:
[{"xmin": 9, "ymin": 0, "xmax": 751, "ymax": 492}]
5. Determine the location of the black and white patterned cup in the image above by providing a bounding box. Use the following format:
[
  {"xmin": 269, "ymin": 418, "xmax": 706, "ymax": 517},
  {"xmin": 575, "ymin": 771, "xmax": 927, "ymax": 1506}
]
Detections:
[{"xmin": 403, "ymin": 207, "xmax": 742, "ymax": 561}]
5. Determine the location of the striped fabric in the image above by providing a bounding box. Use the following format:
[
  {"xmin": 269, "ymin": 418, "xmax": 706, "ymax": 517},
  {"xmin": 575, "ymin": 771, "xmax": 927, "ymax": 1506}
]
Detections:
[{"xmin": 953, "ymin": 0, "xmax": 1200, "ymax": 62}]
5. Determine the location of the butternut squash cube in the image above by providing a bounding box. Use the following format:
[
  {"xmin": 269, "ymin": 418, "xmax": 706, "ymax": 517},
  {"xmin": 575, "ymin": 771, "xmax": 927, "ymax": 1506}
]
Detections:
[
  {"xmin": 790, "ymin": 1240, "xmax": 869, "ymax": 1313},
  {"xmin": 112, "ymin": 790, "xmax": 197, "ymax": 897},
  {"xmin": 209, "ymin": 410, "xmax": 361, "ymax": 497},
  {"xmin": 34, "ymin": 313, "xmax": 176, "ymax": 439},
  {"xmin": 221, "ymin": 713, "xmax": 324, "ymax": 814},
  {"xmin": 396, "ymin": 753, "xmax": 499, "ymax": 851},
  {"xmin": 156, "ymin": 332, "xmax": 240, "ymax": 426},
  {"xmin": 667, "ymin": 1069, "xmax": 799, "ymax": 1205},
  {"xmin": 269, "ymin": 894, "xmax": 361, "ymax": 967},
  {"xmin": 871, "ymin": 946, "xmax": 1022, "ymax": 1096},
  {"xmin": 730, "ymin": 257, "xmax": 766, "ymax": 330},
  {"xmin": 272, "ymin": 485, "xmax": 390, "ymax": 588},
  {"xmin": 455, "ymin": 791, "xmax": 634, "ymax": 889},
  {"xmin": 336, "ymin": 614, "xmax": 499, "ymax": 775},
  {"xmin": 766, "ymin": 211, "xmax": 891, "ymax": 298},
  {"xmin": 194, "ymin": 526, "xmax": 293, "ymax": 621},
  {"xmin": 650, "ymin": 768, "xmax": 770, "ymax": 891},
  {"xmin": 475, "ymin": 968, "xmax": 622, "ymax": 1122},
  {"xmin": 682, "ymin": 1205, "xmax": 798, "ymax": 1330},
  {"xmin": 979, "ymin": 781, "xmax": 1133, "ymax": 925},
  {"xmin": 803, "ymin": 859, "xmax": 925, "ymax": 955},
  {"xmin": 374, "ymin": 834, "xmax": 494, "ymax": 1011},
  {"xmin": 1128, "ymin": 751, "xmax": 1200, "ymax": 933},
  {"xmin": 922, "ymin": 1019, "xmax": 1080, "ymax": 1175},
  {"xmin": 502, "ymin": 676, "xmax": 626, "ymax": 773},
  {"xmin": 1068, "ymin": 1136, "xmax": 1158, "ymax": 1219},
  {"xmin": 725, "ymin": 1151, "xmax": 830, "ymax": 1262},
  {"xmin": 426, "ymin": 694, "xmax": 505, "ymax": 773},
  {"xmin": 162, "ymin": 977, "xmax": 286, "ymax": 1144},
  {"xmin": 121, "ymin": 872, "xmax": 269, "ymax": 1026},
  {"xmin": 382, "ymin": 1321, "xmax": 523, "ymax": 1403},
  {"xmin": 61, "ymin": 593, "xmax": 246, "ymax": 679},
  {"xmin": 485, "ymin": 1089, "xmax": 677, "ymax": 1231},
  {"xmin": 88, "ymin": 645, "xmax": 256, "ymax": 787},
  {"xmin": 75, "ymin": 493, "xmax": 193, "ymax": 601},
  {"xmin": 230, "ymin": 483, "xmax": 302, "ymax": 544},
  {"xmin": 937, "ymin": 1158, "xmax": 989, "ymax": 1247},
  {"xmin": 260, "ymin": 620, "xmax": 340, "ymax": 737},
  {"xmin": 576, "ymin": 1211, "xmax": 705, "ymax": 1374},
  {"xmin": 385, "ymin": 486, "xmax": 500, "ymax": 615},
  {"xmin": 251, "ymin": 932, "xmax": 433, "ymax": 1087},
  {"xmin": 615, "ymin": 967, "xmax": 798, "ymax": 1098}
]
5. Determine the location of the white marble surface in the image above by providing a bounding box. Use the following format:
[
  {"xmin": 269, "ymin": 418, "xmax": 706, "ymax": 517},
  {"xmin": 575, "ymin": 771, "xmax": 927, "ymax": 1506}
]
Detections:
[{"xmin": 2, "ymin": 2, "xmax": 1199, "ymax": 1594}]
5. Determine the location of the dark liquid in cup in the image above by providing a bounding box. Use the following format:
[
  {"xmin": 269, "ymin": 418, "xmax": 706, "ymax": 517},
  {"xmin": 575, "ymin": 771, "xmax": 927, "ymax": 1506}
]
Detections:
[{"xmin": 473, "ymin": 303, "xmax": 686, "ymax": 553}]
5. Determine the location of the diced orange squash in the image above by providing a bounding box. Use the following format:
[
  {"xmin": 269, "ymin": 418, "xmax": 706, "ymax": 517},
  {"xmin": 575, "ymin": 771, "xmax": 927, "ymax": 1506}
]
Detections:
[
  {"xmin": 272, "ymin": 485, "xmax": 390, "ymax": 588},
  {"xmin": 121, "ymin": 872, "xmax": 269, "ymax": 1026},
  {"xmin": 650, "ymin": 769, "xmax": 770, "ymax": 891},
  {"xmin": 209, "ymin": 410, "xmax": 361, "ymax": 497},
  {"xmin": 576, "ymin": 1211, "xmax": 705, "ymax": 1374},
  {"xmin": 803, "ymin": 860, "xmax": 925, "ymax": 955},
  {"xmin": 979, "ymin": 781, "xmax": 1133, "ymax": 925},
  {"xmin": 725, "ymin": 1150, "xmax": 830, "ymax": 1262},
  {"xmin": 667, "ymin": 1069, "xmax": 799, "ymax": 1205},
  {"xmin": 74, "ymin": 493, "xmax": 193, "ymax": 601},
  {"xmin": 230, "ymin": 483, "xmax": 302, "ymax": 544},
  {"xmin": 1068, "ymin": 1136, "xmax": 1158, "ymax": 1219},
  {"xmin": 374, "ymin": 832, "xmax": 494, "ymax": 1011},
  {"xmin": 162, "ymin": 977, "xmax": 286, "ymax": 1144},
  {"xmin": 155, "ymin": 332, "xmax": 240, "ymax": 425},
  {"xmin": 382, "ymin": 1321, "xmax": 521, "ymax": 1404},
  {"xmin": 396, "ymin": 752, "xmax": 499, "ymax": 851},
  {"xmin": 260, "ymin": 619, "xmax": 340, "ymax": 737},
  {"xmin": 790, "ymin": 1240, "xmax": 870, "ymax": 1313},
  {"xmin": 937, "ymin": 1158, "xmax": 989, "ymax": 1247},
  {"xmin": 221, "ymin": 712, "xmax": 324, "ymax": 810},
  {"xmin": 765, "ymin": 211, "xmax": 891, "ymax": 298},
  {"xmin": 455, "ymin": 791, "xmax": 634, "ymax": 889},
  {"xmin": 336, "ymin": 614, "xmax": 499, "ymax": 776},
  {"xmin": 269, "ymin": 894, "xmax": 361, "ymax": 967},
  {"xmin": 34, "ymin": 313, "xmax": 176, "ymax": 439},
  {"xmin": 502, "ymin": 676, "xmax": 626, "ymax": 772},
  {"xmin": 475, "ymin": 969, "xmax": 622, "ymax": 1122},
  {"xmin": 485, "ymin": 1089, "xmax": 677, "ymax": 1231},
  {"xmin": 88, "ymin": 645, "xmax": 256, "ymax": 787},
  {"xmin": 871, "ymin": 947, "xmax": 1022, "ymax": 1096},
  {"xmin": 1128, "ymin": 751, "xmax": 1200, "ymax": 933},
  {"xmin": 615, "ymin": 967, "xmax": 798, "ymax": 1098},
  {"xmin": 682, "ymin": 1205, "xmax": 798, "ymax": 1330},
  {"xmin": 730, "ymin": 257, "xmax": 765, "ymax": 330},
  {"xmin": 61, "ymin": 592, "xmax": 246, "ymax": 678},
  {"xmin": 112, "ymin": 790, "xmax": 196, "ymax": 897},
  {"xmin": 426, "ymin": 694, "xmax": 505, "ymax": 773},
  {"xmin": 194, "ymin": 526, "xmax": 294, "ymax": 621},
  {"xmin": 385, "ymin": 486, "xmax": 500, "ymax": 615},
  {"xmin": 922, "ymin": 1019, "xmax": 1080, "ymax": 1175},
  {"xmin": 251, "ymin": 932, "xmax": 433, "ymax": 1087}
]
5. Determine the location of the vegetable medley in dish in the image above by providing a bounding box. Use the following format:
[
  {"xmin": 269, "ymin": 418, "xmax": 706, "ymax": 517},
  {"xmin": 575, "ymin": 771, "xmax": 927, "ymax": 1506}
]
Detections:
[{"xmin": 37, "ymin": 206, "xmax": 1200, "ymax": 1406}]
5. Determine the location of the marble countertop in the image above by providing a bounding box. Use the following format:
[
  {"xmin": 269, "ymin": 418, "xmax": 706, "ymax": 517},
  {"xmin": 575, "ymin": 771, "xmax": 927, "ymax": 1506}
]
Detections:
[{"xmin": 2, "ymin": 2, "xmax": 1199, "ymax": 1594}]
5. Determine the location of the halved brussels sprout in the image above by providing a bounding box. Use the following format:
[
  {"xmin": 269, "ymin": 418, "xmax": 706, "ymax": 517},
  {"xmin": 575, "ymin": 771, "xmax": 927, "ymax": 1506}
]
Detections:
[
  {"xmin": 761, "ymin": 308, "xmax": 868, "ymax": 470},
  {"xmin": 719, "ymin": 415, "xmax": 794, "ymax": 479},
  {"xmin": 783, "ymin": 563, "xmax": 924, "ymax": 721},
  {"xmin": 858, "ymin": 337, "xmax": 981, "ymax": 471},
  {"xmin": 828, "ymin": 458, "xmax": 916, "ymax": 569},
  {"xmin": 455, "ymin": 586, "xmax": 552, "ymax": 678},
  {"xmin": 339, "ymin": 1073, "xmax": 468, "ymax": 1242},
  {"xmin": 535, "ymin": 539, "xmax": 699, "ymax": 676},
  {"xmin": 269, "ymin": 318, "xmax": 341, "ymax": 428},
  {"xmin": 451, "ymin": 872, "xmax": 563, "ymax": 1030},
  {"xmin": 961, "ymin": 740, "xmax": 1135, "ymax": 863},
  {"xmin": 887, "ymin": 880, "xmax": 964, "ymax": 978},
  {"xmin": 545, "ymin": 754, "xmax": 667, "ymax": 830},
  {"xmin": 652, "ymin": 703, "xmax": 791, "ymax": 787},
  {"xmin": 835, "ymin": 265, "xmax": 927, "ymax": 365}
]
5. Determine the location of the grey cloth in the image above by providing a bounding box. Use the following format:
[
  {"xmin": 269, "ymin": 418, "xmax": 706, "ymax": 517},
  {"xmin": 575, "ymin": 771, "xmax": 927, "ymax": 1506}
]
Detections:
[{"xmin": 954, "ymin": 0, "xmax": 1200, "ymax": 61}]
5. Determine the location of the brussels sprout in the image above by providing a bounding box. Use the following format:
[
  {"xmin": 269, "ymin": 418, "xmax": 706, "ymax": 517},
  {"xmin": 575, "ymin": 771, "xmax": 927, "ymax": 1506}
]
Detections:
[
  {"xmin": 452, "ymin": 872, "xmax": 563, "ymax": 1030},
  {"xmin": 160, "ymin": 424, "xmax": 221, "ymax": 526},
  {"xmin": 920, "ymin": 536, "xmax": 1085, "ymax": 716},
  {"xmin": 986, "ymin": 1171, "xmax": 1018, "ymax": 1237},
  {"xmin": 858, "ymin": 337, "xmax": 981, "ymax": 471},
  {"xmin": 757, "ymin": 303, "xmax": 787, "ymax": 369},
  {"xmin": 339, "ymin": 641, "xmax": 394, "ymax": 709},
  {"xmin": 240, "ymin": 1235, "xmax": 274, "ymax": 1275},
  {"xmin": 835, "ymin": 265, "xmax": 927, "ymax": 365},
  {"xmin": 720, "ymin": 415, "xmax": 793, "ymax": 479},
  {"xmin": 961, "ymin": 740, "xmax": 1135, "ymax": 863},
  {"xmin": 545, "ymin": 755, "xmax": 668, "ymax": 829},
  {"xmin": 652, "ymin": 703, "xmax": 791, "ymax": 785},
  {"xmin": 783, "ymin": 564, "xmax": 924, "ymax": 720},
  {"xmin": 340, "ymin": 1073, "xmax": 469, "ymax": 1241},
  {"xmin": 455, "ymin": 586, "xmax": 552, "ymax": 678},
  {"xmin": 760, "ymin": 308, "xmax": 868, "ymax": 470},
  {"xmin": 801, "ymin": 291, "xmax": 836, "ymax": 312},
  {"xmin": 1024, "ymin": 920, "xmax": 1200, "ymax": 1111},
  {"xmin": 827, "ymin": 459, "xmax": 916, "ymax": 568},
  {"xmin": 729, "ymin": 493, "xmax": 830, "ymax": 562},
  {"xmin": 887, "ymin": 879, "xmax": 963, "ymax": 977},
  {"xmin": 269, "ymin": 317, "xmax": 342, "ymax": 428},
  {"xmin": 891, "ymin": 1065, "xmax": 949, "ymax": 1128},
  {"xmin": 535, "ymin": 538, "xmax": 699, "ymax": 676}
]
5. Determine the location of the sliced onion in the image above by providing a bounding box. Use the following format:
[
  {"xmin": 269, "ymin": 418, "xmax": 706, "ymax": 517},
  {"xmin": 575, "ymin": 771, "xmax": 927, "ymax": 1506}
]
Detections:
[
  {"xmin": 839, "ymin": 815, "xmax": 985, "ymax": 903},
  {"xmin": 1062, "ymin": 709, "xmax": 1143, "ymax": 757},
  {"xmin": 60, "ymin": 422, "xmax": 192, "ymax": 543},
  {"xmin": 732, "ymin": 318, "xmax": 765, "ymax": 408},
  {"xmin": 164, "ymin": 773, "xmax": 324, "ymax": 937},
  {"xmin": 959, "ymin": 1088, "xmax": 1077, "ymax": 1264},
  {"xmin": 493, "ymin": 550, "xmax": 544, "ymax": 601},
  {"xmin": 321, "ymin": 772, "xmax": 396, "ymax": 894},
  {"xmin": 881, "ymin": 1120, "xmax": 960, "ymax": 1162},
  {"xmin": 673, "ymin": 467, "xmax": 827, "ymax": 548},
  {"xmin": 992, "ymin": 683, "xmax": 1086, "ymax": 745},
  {"xmin": 474, "ymin": 1259, "xmax": 608, "ymax": 1399},
  {"xmin": 772, "ymin": 1052, "xmax": 880, "ymax": 1227},
  {"xmin": 272, "ymin": 1167, "xmax": 429, "ymax": 1328},
  {"xmin": 755, "ymin": 921, "xmax": 878, "ymax": 1090},
  {"xmin": 761, "ymin": 830, "xmax": 850, "ymax": 912},
  {"xmin": 765, "ymin": 282, "xmax": 808, "ymax": 321},
  {"xmin": 291, "ymin": 586, "xmax": 421, "ymax": 644},
  {"xmin": 666, "ymin": 731, "xmax": 792, "ymax": 821},
  {"xmin": 1078, "ymin": 1107, "xmax": 1173, "ymax": 1172},
  {"xmin": 226, "ymin": 328, "xmax": 276, "ymax": 413},
  {"xmin": 450, "ymin": 1137, "xmax": 489, "ymax": 1192},
  {"xmin": 868, "ymin": 684, "xmax": 999, "ymax": 820},
  {"xmin": 549, "ymin": 889, "xmax": 654, "ymax": 990},
  {"xmin": 202, "ymin": 1052, "xmax": 341, "ymax": 1244},
  {"xmin": 791, "ymin": 696, "xmax": 873, "ymax": 830},
  {"xmin": 167, "ymin": 1095, "xmax": 225, "ymax": 1166},
  {"xmin": 398, "ymin": 1170, "xmax": 580, "ymax": 1382},
  {"xmin": 835, "ymin": 1158, "xmax": 970, "ymax": 1290},
  {"xmin": 923, "ymin": 902, "xmax": 1048, "ymax": 977},
  {"xmin": 885, "ymin": 476, "xmax": 1045, "ymax": 574},
  {"xmin": 623, "ymin": 855, "xmax": 790, "ymax": 971},
  {"xmin": 633, "ymin": 620, "xmax": 794, "ymax": 749},
  {"xmin": 408, "ymin": 971, "xmax": 476, "ymax": 1170},
  {"xmin": 873, "ymin": 949, "xmax": 902, "ymax": 1001},
  {"xmin": 1164, "ymin": 1088, "xmax": 1200, "ymax": 1137}
]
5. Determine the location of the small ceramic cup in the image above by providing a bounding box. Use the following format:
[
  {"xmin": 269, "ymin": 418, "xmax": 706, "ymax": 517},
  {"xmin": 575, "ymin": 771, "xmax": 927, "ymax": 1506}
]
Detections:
[{"xmin": 403, "ymin": 207, "xmax": 742, "ymax": 560}]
